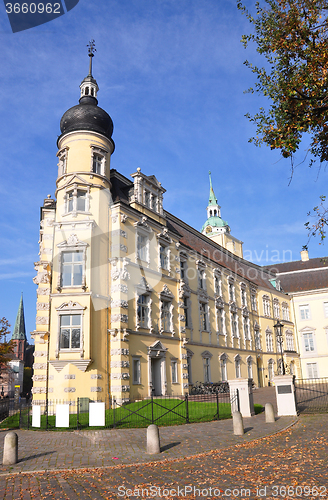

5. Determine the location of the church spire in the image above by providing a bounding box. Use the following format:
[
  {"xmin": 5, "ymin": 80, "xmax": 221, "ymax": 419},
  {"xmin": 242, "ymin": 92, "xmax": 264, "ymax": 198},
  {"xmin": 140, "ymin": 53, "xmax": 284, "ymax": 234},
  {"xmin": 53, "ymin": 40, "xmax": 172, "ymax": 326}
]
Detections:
[
  {"xmin": 12, "ymin": 294, "xmax": 27, "ymax": 342},
  {"xmin": 208, "ymin": 171, "xmax": 218, "ymax": 206}
]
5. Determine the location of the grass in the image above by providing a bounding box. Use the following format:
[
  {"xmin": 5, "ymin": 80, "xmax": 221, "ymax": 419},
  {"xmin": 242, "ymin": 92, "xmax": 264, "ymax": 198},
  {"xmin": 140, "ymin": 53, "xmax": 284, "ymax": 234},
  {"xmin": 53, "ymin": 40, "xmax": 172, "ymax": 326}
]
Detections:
[{"xmin": 0, "ymin": 401, "xmax": 263, "ymax": 431}]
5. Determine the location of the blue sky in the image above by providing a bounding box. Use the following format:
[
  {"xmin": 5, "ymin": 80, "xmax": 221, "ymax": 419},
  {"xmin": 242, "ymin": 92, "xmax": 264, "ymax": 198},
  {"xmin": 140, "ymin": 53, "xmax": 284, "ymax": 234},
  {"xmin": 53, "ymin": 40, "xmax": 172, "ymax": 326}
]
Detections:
[{"xmin": 1, "ymin": 0, "xmax": 328, "ymax": 343}]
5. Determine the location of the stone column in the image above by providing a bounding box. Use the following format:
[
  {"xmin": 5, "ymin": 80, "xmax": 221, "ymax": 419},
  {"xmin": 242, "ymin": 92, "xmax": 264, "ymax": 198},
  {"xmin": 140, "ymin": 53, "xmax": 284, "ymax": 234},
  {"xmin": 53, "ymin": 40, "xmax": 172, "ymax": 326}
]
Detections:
[
  {"xmin": 229, "ymin": 378, "xmax": 255, "ymax": 417},
  {"xmin": 273, "ymin": 375, "xmax": 297, "ymax": 416}
]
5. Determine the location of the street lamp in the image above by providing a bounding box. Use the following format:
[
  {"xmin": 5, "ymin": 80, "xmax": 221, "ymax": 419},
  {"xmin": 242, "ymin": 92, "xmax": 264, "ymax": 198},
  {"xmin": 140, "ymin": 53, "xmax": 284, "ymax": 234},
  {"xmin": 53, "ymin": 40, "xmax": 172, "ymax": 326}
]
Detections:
[{"xmin": 274, "ymin": 319, "xmax": 285, "ymax": 375}]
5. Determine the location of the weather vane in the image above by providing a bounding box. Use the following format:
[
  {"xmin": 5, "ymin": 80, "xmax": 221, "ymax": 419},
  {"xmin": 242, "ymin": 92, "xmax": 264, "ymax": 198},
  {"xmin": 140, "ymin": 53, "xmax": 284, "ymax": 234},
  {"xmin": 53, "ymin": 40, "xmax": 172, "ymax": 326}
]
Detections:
[{"xmin": 87, "ymin": 40, "xmax": 96, "ymax": 76}]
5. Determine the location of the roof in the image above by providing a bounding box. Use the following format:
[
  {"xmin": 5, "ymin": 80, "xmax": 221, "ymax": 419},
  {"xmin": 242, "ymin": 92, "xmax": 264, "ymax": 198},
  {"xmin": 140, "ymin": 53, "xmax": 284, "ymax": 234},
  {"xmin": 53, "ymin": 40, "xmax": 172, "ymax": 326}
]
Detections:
[
  {"xmin": 167, "ymin": 212, "xmax": 279, "ymax": 291},
  {"xmin": 201, "ymin": 216, "xmax": 228, "ymax": 232},
  {"xmin": 265, "ymin": 257, "xmax": 328, "ymax": 293}
]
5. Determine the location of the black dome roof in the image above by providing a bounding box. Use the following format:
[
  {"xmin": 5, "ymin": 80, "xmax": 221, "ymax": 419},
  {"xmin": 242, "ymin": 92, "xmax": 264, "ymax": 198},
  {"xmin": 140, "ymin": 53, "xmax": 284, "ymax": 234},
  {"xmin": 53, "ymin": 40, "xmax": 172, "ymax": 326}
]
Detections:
[{"xmin": 59, "ymin": 95, "xmax": 114, "ymax": 143}]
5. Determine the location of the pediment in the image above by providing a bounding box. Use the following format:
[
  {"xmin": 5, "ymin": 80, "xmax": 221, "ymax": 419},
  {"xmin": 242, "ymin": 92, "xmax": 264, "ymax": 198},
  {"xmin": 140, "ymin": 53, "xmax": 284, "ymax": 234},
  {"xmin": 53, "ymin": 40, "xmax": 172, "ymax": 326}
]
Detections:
[
  {"xmin": 56, "ymin": 301, "xmax": 86, "ymax": 312},
  {"xmin": 57, "ymin": 234, "xmax": 88, "ymax": 248},
  {"xmin": 61, "ymin": 174, "xmax": 92, "ymax": 189}
]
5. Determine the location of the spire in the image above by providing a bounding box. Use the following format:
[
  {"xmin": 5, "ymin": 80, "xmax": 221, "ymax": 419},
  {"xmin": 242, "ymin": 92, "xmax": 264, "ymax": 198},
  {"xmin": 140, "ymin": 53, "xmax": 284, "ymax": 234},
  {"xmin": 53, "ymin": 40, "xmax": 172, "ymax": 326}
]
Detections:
[
  {"xmin": 208, "ymin": 171, "xmax": 218, "ymax": 206},
  {"xmin": 12, "ymin": 294, "xmax": 27, "ymax": 341},
  {"xmin": 80, "ymin": 40, "xmax": 99, "ymax": 101}
]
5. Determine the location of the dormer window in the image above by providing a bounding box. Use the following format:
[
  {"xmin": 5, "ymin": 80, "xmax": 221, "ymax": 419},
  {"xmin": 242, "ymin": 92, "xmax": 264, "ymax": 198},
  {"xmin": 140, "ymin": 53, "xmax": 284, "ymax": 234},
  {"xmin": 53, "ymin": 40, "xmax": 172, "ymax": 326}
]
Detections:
[{"xmin": 130, "ymin": 168, "xmax": 166, "ymax": 215}]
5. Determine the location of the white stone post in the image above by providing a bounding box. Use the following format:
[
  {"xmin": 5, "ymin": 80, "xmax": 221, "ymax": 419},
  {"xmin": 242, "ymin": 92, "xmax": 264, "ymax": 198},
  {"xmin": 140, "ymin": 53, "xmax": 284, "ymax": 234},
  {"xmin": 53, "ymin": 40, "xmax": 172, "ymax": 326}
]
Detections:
[
  {"xmin": 229, "ymin": 378, "xmax": 255, "ymax": 417},
  {"xmin": 273, "ymin": 375, "xmax": 297, "ymax": 416},
  {"xmin": 232, "ymin": 411, "xmax": 244, "ymax": 435},
  {"xmin": 3, "ymin": 432, "xmax": 18, "ymax": 465},
  {"xmin": 147, "ymin": 424, "xmax": 160, "ymax": 454},
  {"xmin": 265, "ymin": 403, "xmax": 275, "ymax": 423}
]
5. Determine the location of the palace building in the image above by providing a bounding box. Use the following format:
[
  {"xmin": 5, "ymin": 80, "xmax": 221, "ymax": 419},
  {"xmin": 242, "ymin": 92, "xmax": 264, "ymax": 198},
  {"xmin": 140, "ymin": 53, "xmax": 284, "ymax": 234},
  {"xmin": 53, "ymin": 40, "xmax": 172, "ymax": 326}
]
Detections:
[{"xmin": 31, "ymin": 50, "xmax": 299, "ymax": 401}]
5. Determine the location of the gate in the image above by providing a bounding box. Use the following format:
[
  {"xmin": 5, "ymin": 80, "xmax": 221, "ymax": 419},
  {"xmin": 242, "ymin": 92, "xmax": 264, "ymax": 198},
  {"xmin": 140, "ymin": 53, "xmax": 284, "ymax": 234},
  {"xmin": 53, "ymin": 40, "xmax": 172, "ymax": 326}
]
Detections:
[{"xmin": 294, "ymin": 377, "xmax": 328, "ymax": 413}]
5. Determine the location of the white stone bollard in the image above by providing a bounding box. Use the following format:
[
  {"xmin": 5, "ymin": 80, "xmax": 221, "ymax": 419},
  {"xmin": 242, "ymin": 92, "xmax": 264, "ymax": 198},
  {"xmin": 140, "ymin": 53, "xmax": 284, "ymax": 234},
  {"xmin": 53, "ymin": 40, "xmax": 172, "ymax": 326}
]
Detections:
[
  {"xmin": 265, "ymin": 403, "xmax": 275, "ymax": 423},
  {"xmin": 3, "ymin": 432, "xmax": 18, "ymax": 465},
  {"xmin": 232, "ymin": 411, "xmax": 244, "ymax": 436},
  {"xmin": 147, "ymin": 424, "xmax": 161, "ymax": 454}
]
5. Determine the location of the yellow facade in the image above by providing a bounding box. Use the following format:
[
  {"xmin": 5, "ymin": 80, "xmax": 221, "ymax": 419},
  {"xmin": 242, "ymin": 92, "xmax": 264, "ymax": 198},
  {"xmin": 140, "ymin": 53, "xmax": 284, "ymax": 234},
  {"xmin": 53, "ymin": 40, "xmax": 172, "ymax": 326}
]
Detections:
[{"xmin": 31, "ymin": 66, "xmax": 299, "ymax": 402}]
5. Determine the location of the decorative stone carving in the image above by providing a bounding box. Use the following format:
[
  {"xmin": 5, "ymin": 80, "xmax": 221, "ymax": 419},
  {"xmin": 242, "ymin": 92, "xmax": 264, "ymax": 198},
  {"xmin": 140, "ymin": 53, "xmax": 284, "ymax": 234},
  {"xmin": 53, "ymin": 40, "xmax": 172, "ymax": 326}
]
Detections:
[
  {"xmin": 111, "ymin": 385, "xmax": 130, "ymax": 392},
  {"xmin": 111, "ymin": 314, "xmax": 128, "ymax": 323},
  {"xmin": 64, "ymin": 374, "xmax": 76, "ymax": 380},
  {"xmin": 181, "ymin": 353, "xmax": 187, "ymax": 359},
  {"xmin": 37, "ymin": 288, "xmax": 50, "ymax": 296},
  {"xmin": 34, "ymin": 351, "xmax": 47, "ymax": 357},
  {"xmin": 111, "ymin": 349, "xmax": 129, "ymax": 356},
  {"xmin": 121, "ymin": 214, "xmax": 128, "ymax": 223},
  {"xmin": 32, "ymin": 375, "xmax": 47, "ymax": 382},
  {"xmin": 111, "ymin": 373, "xmax": 130, "ymax": 380},
  {"xmin": 123, "ymin": 329, "xmax": 129, "ymax": 342},
  {"xmin": 111, "ymin": 284, "xmax": 128, "ymax": 294},
  {"xmin": 64, "ymin": 387, "xmax": 76, "ymax": 392},
  {"xmin": 178, "ymin": 314, "xmax": 185, "ymax": 321},
  {"xmin": 91, "ymin": 387, "xmax": 102, "ymax": 392},
  {"xmin": 111, "ymin": 244, "xmax": 128, "ymax": 253},
  {"xmin": 182, "ymin": 337, "xmax": 189, "ymax": 348},
  {"xmin": 36, "ymin": 316, "xmax": 49, "ymax": 325},
  {"xmin": 182, "ymin": 364, "xmax": 188, "ymax": 370},
  {"xmin": 33, "ymin": 363, "xmax": 47, "ymax": 370},
  {"xmin": 33, "ymin": 270, "xmax": 51, "ymax": 285},
  {"xmin": 91, "ymin": 374, "xmax": 102, "ymax": 379},
  {"xmin": 37, "ymin": 303, "xmax": 50, "ymax": 311},
  {"xmin": 110, "ymin": 361, "xmax": 130, "ymax": 368},
  {"xmin": 183, "ymin": 383, "xmax": 189, "ymax": 389},
  {"xmin": 182, "ymin": 373, "xmax": 189, "ymax": 379},
  {"xmin": 111, "ymin": 215, "xmax": 118, "ymax": 223},
  {"xmin": 111, "ymin": 229, "xmax": 127, "ymax": 238},
  {"xmin": 111, "ymin": 300, "xmax": 129, "ymax": 308},
  {"xmin": 32, "ymin": 387, "xmax": 53, "ymax": 394}
]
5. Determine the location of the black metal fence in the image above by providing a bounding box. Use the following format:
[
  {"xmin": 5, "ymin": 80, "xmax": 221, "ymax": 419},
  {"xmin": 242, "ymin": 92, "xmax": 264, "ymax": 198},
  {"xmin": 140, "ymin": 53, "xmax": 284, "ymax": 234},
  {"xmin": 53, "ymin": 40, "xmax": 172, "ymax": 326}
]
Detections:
[
  {"xmin": 295, "ymin": 377, "xmax": 328, "ymax": 413},
  {"xmin": 6, "ymin": 391, "xmax": 234, "ymax": 431}
]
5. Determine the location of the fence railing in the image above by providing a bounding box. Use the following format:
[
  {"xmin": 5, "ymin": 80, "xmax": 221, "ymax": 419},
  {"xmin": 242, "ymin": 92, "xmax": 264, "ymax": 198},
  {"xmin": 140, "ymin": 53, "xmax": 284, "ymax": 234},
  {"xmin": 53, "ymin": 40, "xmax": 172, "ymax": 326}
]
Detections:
[
  {"xmin": 3, "ymin": 391, "xmax": 236, "ymax": 431},
  {"xmin": 295, "ymin": 377, "xmax": 328, "ymax": 413}
]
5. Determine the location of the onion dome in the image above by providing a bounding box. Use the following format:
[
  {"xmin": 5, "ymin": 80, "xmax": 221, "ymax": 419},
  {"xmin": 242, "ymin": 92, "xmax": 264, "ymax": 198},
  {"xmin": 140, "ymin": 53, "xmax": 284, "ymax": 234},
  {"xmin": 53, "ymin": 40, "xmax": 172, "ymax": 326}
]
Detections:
[{"xmin": 58, "ymin": 40, "xmax": 115, "ymax": 149}]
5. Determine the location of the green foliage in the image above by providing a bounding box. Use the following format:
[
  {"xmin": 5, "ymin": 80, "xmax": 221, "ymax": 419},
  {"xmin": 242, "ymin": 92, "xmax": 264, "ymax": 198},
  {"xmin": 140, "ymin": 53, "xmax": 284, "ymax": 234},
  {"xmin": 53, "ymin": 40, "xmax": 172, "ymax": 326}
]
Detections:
[{"xmin": 0, "ymin": 318, "xmax": 14, "ymax": 369}]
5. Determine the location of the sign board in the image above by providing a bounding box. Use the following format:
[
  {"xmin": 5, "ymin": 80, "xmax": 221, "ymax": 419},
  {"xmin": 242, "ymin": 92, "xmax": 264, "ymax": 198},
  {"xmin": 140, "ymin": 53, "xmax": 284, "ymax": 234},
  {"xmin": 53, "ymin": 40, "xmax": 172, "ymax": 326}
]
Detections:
[
  {"xmin": 277, "ymin": 385, "xmax": 292, "ymax": 394},
  {"xmin": 89, "ymin": 402, "xmax": 105, "ymax": 427}
]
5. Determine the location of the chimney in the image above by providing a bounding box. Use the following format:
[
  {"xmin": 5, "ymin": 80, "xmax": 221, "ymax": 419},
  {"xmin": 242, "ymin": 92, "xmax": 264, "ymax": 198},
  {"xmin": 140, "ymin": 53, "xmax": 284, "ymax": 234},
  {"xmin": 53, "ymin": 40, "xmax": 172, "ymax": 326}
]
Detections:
[{"xmin": 300, "ymin": 250, "xmax": 309, "ymax": 262}]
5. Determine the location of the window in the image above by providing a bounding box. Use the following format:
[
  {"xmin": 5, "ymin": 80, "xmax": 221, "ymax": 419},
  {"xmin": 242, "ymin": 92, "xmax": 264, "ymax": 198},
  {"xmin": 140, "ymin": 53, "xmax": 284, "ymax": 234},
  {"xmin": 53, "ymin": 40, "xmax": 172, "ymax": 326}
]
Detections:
[
  {"xmin": 171, "ymin": 360, "xmax": 178, "ymax": 384},
  {"xmin": 324, "ymin": 302, "xmax": 328, "ymax": 318},
  {"xmin": 282, "ymin": 302, "xmax": 290, "ymax": 321},
  {"xmin": 307, "ymin": 362, "xmax": 318, "ymax": 379},
  {"xmin": 180, "ymin": 258, "xmax": 187, "ymax": 281},
  {"xmin": 303, "ymin": 332, "xmax": 315, "ymax": 352},
  {"xmin": 200, "ymin": 302, "xmax": 208, "ymax": 331},
  {"xmin": 273, "ymin": 300, "xmax": 280, "ymax": 319},
  {"xmin": 159, "ymin": 244, "xmax": 169, "ymax": 270},
  {"xmin": 214, "ymin": 272, "xmax": 221, "ymax": 295},
  {"xmin": 161, "ymin": 301, "xmax": 171, "ymax": 332},
  {"xmin": 266, "ymin": 330, "xmax": 273, "ymax": 352},
  {"xmin": 220, "ymin": 355, "xmax": 227, "ymax": 381},
  {"xmin": 231, "ymin": 312, "xmax": 238, "ymax": 337},
  {"xmin": 228, "ymin": 280, "xmax": 235, "ymax": 302},
  {"xmin": 66, "ymin": 188, "xmax": 89, "ymax": 215},
  {"xmin": 251, "ymin": 293, "xmax": 257, "ymax": 312},
  {"xmin": 61, "ymin": 251, "xmax": 83, "ymax": 287},
  {"xmin": 286, "ymin": 331, "xmax": 295, "ymax": 351},
  {"xmin": 144, "ymin": 190, "xmax": 151, "ymax": 208},
  {"xmin": 216, "ymin": 307, "xmax": 225, "ymax": 335},
  {"xmin": 132, "ymin": 357, "xmax": 141, "ymax": 384},
  {"xmin": 137, "ymin": 233, "xmax": 148, "ymax": 261},
  {"xmin": 268, "ymin": 359, "xmax": 274, "ymax": 381},
  {"xmin": 92, "ymin": 154, "xmax": 103, "ymax": 175},
  {"xmin": 60, "ymin": 315, "xmax": 81, "ymax": 350},
  {"xmin": 235, "ymin": 356, "xmax": 241, "ymax": 378},
  {"xmin": 263, "ymin": 296, "xmax": 271, "ymax": 317},
  {"xmin": 247, "ymin": 357, "xmax": 253, "ymax": 379},
  {"xmin": 241, "ymin": 287, "xmax": 247, "ymax": 307},
  {"xmin": 255, "ymin": 329, "xmax": 261, "ymax": 350},
  {"xmin": 137, "ymin": 294, "xmax": 149, "ymax": 328},
  {"xmin": 198, "ymin": 269, "xmax": 206, "ymax": 289},
  {"xmin": 243, "ymin": 316, "xmax": 250, "ymax": 340},
  {"xmin": 183, "ymin": 297, "xmax": 190, "ymax": 328},
  {"xmin": 300, "ymin": 304, "xmax": 310, "ymax": 320}
]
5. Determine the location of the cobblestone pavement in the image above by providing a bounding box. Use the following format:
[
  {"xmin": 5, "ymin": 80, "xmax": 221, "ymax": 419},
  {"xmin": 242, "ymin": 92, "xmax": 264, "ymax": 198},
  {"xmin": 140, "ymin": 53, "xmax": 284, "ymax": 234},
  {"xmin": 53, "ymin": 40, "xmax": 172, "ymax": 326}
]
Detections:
[
  {"xmin": 0, "ymin": 413, "xmax": 327, "ymax": 499},
  {"xmin": 0, "ymin": 412, "xmax": 295, "ymax": 473}
]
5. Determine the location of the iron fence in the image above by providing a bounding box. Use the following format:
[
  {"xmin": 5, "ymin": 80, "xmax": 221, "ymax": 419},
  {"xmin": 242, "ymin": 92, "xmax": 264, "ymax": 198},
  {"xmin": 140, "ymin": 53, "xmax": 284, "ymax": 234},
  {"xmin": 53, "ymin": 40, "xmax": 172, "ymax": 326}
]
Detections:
[
  {"xmin": 9, "ymin": 391, "xmax": 234, "ymax": 431},
  {"xmin": 294, "ymin": 377, "xmax": 328, "ymax": 413}
]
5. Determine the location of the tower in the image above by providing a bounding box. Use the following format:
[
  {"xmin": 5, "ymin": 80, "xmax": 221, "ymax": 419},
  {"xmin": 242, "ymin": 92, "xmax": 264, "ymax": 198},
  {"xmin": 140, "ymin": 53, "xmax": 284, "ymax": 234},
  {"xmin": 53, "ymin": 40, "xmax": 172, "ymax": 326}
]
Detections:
[
  {"xmin": 32, "ymin": 42, "xmax": 115, "ymax": 399},
  {"xmin": 201, "ymin": 172, "xmax": 244, "ymax": 257},
  {"xmin": 12, "ymin": 294, "xmax": 27, "ymax": 362}
]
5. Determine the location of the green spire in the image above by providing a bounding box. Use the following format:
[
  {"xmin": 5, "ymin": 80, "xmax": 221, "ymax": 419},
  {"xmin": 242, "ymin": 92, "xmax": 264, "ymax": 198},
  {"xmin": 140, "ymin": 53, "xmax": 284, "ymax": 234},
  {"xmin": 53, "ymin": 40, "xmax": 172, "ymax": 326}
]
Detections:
[
  {"xmin": 208, "ymin": 170, "xmax": 218, "ymax": 206},
  {"xmin": 12, "ymin": 294, "xmax": 27, "ymax": 341}
]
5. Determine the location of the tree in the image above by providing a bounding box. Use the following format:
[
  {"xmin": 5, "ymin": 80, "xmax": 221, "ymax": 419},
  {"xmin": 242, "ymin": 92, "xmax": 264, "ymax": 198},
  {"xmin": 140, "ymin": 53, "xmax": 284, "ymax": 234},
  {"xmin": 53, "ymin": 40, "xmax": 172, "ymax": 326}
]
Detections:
[
  {"xmin": 238, "ymin": 0, "xmax": 328, "ymax": 243},
  {"xmin": 0, "ymin": 318, "xmax": 14, "ymax": 367}
]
